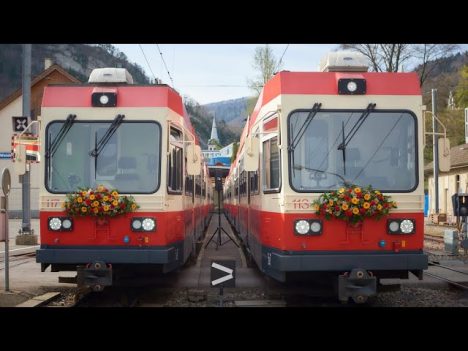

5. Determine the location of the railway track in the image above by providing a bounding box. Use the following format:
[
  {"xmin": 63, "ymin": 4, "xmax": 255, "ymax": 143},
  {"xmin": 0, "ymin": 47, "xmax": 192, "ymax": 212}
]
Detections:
[{"xmin": 426, "ymin": 260, "xmax": 468, "ymax": 290}]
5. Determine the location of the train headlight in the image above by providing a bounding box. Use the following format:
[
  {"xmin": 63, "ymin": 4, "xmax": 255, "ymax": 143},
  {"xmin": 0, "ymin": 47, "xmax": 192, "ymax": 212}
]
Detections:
[
  {"xmin": 131, "ymin": 217, "xmax": 156, "ymax": 232},
  {"xmin": 48, "ymin": 217, "xmax": 62, "ymax": 231},
  {"xmin": 295, "ymin": 220, "xmax": 310, "ymax": 235},
  {"xmin": 400, "ymin": 219, "xmax": 415, "ymax": 234},
  {"xmin": 62, "ymin": 218, "xmax": 73, "ymax": 230},
  {"xmin": 131, "ymin": 219, "xmax": 142, "ymax": 230},
  {"xmin": 347, "ymin": 81, "xmax": 357, "ymax": 92},
  {"xmin": 99, "ymin": 95, "xmax": 109, "ymax": 105},
  {"xmin": 388, "ymin": 220, "xmax": 400, "ymax": 234},
  {"xmin": 387, "ymin": 219, "xmax": 415, "ymax": 234},
  {"xmin": 48, "ymin": 217, "xmax": 73, "ymax": 231},
  {"xmin": 309, "ymin": 220, "xmax": 323, "ymax": 235},
  {"xmin": 142, "ymin": 218, "xmax": 156, "ymax": 231}
]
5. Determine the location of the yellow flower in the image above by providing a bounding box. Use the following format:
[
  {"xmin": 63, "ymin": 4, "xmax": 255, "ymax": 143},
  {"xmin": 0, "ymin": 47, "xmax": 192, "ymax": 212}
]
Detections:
[
  {"xmin": 103, "ymin": 205, "xmax": 110, "ymax": 212},
  {"xmin": 103, "ymin": 196, "xmax": 109, "ymax": 202},
  {"xmin": 338, "ymin": 188, "xmax": 345, "ymax": 194},
  {"xmin": 81, "ymin": 206, "xmax": 87, "ymax": 213},
  {"xmin": 112, "ymin": 200, "xmax": 119, "ymax": 206},
  {"xmin": 342, "ymin": 203, "xmax": 349, "ymax": 211},
  {"xmin": 363, "ymin": 202, "xmax": 370, "ymax": 209},
  {"xmin": 351, "ymin": 197, "xmax": 359, "ymax": 205},
  {"xmin": 364, "ymin": 193, "xmax": 371, "ymax": 201},
  {"xmin": 354, "ymin": 187, "xmax": 361, "ymax": 193},
  {"xmin": 328, "ymin": 200, "xmax": 334, "ymax": 206},
  {"xmin": 89, "ymin": 194, "xmax": 95, "ymax": 200},
  {"xmin": 97, "ymin": 185, "xmax": 105, "ymax": 192},
  {"xmin": 112, "ymin": 191, "xmax": 119, "ymax": 197},
  {"xmin": 81, "ymin": 191, "xmax": 87, "ymax": 197},
  {"xmin": 314, "ymin": 204, "xmax": 320, "ymax": 212},
  {"xmin": 374, "ymin": 190, "xmax": 381, "ymax": 195},
  {"xmin": 131, "ymin": 203, "xmax": 137, "ymax": 211},
  {"xmin": 77, "ymin": 197, "xmax": 83, "ymax": 203},
  {"xmin": 93, "ymin": 208, "xmax": 99, "ymax": 214},
  {"xmin": 377, "ymin": 204, "xmax": 383, "ymax": 211},
  {"xmin": 352, "ymin": 207, "xmax": 360, "ymax": 215},
  {"xmin": 92, "ymin": 201, "xmax": 99, "ymax": 207}
]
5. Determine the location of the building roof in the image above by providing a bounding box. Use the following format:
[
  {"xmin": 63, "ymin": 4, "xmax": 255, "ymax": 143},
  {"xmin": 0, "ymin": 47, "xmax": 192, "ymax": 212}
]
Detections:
[
  {"xmin": 0, "ymin": 64, "xmax": 80, "ymax": 111},
  {"xmin": 209, "ymin": 115, "xmax": 219, "ymax": 143},
  {"xmin": 425, "ymin": 142, "xmax": 468, "ymax": 175}
]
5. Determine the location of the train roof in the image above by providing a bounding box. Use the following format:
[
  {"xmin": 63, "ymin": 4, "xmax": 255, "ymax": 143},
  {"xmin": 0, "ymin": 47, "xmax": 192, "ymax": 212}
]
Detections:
[
  {"xmin": 230, "ymin": 70, "xmax": 421, "ymax": 174},
  {"xmin": 42, "ymin": 84, "xmax": 199, "ymax": 145}
]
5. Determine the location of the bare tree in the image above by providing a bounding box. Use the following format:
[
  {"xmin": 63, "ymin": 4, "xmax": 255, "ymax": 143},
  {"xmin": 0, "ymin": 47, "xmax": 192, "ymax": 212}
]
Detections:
[
  {"xmin": 412, "ymin": 44, "xmax": 459, "ymax": 86},
  {"xmin": 247, "ymin": 45, "xmax": 282, "ymax": 95},
  {"xmin": 340, "ymin": 44, "xmax": 413, "ymax": 73}
]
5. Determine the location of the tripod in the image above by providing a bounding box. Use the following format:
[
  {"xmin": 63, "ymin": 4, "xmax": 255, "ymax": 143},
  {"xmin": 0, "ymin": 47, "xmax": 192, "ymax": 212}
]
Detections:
[{"xmin": 205, "ymin": 183, "xmax": 239, "ymax": 250}]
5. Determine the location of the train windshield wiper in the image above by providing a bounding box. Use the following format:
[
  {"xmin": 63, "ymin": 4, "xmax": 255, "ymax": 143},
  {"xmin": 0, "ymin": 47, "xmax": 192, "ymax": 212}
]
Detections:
[
  {"xmin": 288, "ymin": 103, "xmax": 321, "ymax": 176},
  {"xmin": 45, "ymin": 114, "xmax": 76, "ymax": 159},
  {"xmin": 89, "ymin": 114, "xmax": 125, "ymax": 158},
  {"xmin": 337, "ymin": 103, "xmax": 376, "ymax": 175}
]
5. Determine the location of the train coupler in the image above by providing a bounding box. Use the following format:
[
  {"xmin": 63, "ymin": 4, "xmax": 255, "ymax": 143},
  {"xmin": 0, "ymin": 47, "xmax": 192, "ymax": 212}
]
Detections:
[
  {"xmin": 338, "ymin": 268, "xmax": 377, "ymax": 304},
  {"xmin": 77, "ymin": 261, "xmax": 113, "ymax": 292}
]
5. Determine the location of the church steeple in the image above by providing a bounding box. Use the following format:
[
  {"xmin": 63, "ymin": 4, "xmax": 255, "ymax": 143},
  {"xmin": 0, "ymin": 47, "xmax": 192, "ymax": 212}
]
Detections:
[
  {"xmin": 208, "ymin": 115, "xmax": 219, "ymax": 151},
  {"xmin": 210, "ymin": 115, "xmax": 219, "ymax": 142}
]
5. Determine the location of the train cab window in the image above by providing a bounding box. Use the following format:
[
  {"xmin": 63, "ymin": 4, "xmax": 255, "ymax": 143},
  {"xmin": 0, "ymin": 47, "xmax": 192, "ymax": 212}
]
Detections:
[
  {"xmin": 45, "ymin": 121, "xmax": 161, "ymax": 194},
  {"xmin": 168, "ymin": 127, "xmax": 183, "ymax": 193},
  {"xmin": 263, "ymin": 136, "xmax": 281, "ymax": 192}
]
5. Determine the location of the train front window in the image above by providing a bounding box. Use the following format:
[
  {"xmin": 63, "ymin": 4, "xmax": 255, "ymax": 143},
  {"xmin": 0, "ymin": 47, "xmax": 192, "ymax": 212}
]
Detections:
[
  {"xmin": 46, "ymin": 121, "xmax": 161, "ymax": 193},
  {"xmin": 288, "ymin": 110, "xmax": 417, "ymax": 192}
]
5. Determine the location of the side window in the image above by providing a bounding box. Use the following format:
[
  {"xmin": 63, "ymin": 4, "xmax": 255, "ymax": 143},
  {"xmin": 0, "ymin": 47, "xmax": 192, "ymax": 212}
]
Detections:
[
  {"xmin": 263, "ymin": 136, "xmax": 281, "ymax": 192},
  {"xmin": 167, "ymin": 127, "xmax": 183, "ymax": 193},
  {"xmin": 249, "ymin": 170, "xmax": 259, "ymax": 195}
]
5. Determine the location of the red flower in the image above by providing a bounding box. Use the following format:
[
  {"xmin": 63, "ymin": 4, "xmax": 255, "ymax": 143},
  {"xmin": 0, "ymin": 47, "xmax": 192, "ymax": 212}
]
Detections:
[
  {"xmin": 360, "ymin": 208, "xmax": 366, "ymax": 214},
  {"xmin": 335, "ymin": 206, "xmax": 340, "ymax": 211},
  {"xmin": 345, "ymin": 210, "xmax": 353, "ymax": 217},
  {"xmin": 85, "ymin": 200, "xmax": 91, "ymax": 206}
]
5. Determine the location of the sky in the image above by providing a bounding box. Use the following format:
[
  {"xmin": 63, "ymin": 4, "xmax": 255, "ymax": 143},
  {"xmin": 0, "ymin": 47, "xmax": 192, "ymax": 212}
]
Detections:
[{"xmin": 113, "ymin": 44, "xmax": 338, "ymax": 105}]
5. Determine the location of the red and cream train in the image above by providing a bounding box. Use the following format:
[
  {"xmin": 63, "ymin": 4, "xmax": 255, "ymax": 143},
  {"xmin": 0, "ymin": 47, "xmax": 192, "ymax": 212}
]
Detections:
[
  {"xmin": 223, "ymin": 52, "xmax": 430, "ymax": 302},
  {"xmin": 36, "ymin": 68, "xmax": 212, "ymax": 288}
]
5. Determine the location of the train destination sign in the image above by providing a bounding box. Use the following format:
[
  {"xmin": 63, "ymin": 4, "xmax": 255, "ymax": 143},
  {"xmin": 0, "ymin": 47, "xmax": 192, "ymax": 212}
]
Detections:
[{"xmin": 211, "ymin": 261, "xmax": 235, "ymax": 287}]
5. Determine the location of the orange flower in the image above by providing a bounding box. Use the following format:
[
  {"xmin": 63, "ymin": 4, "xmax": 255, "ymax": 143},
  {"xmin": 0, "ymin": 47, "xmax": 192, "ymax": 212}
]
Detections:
[
  {"xmin": 377, "ymin": 204, "xmax": 383, "ymax": 211},
  {"xmin": 351, "ymin": 197, "xmax": 359, "ymax": 205},
  {"xmin": 81, "ymin": 206, "xmax": 87, "ymax": 213},
  {"xmin": 112, "ymin": 191, "xmax": 119, "ymax": 197},
  {"xmin": 342, "ymin": 203, "xmax": 349, "ymax": 211},
  {"xmin": 103, "ymin": 196, "xmax": 109, "ymax": 202},
  {"xmin": 363, "ymin": 202, "xmax": 370, "ymax": 209},
  {"xmin": 364, "ymin": 193, "xmax": 371, "ymax": 201},
  {"xmin": 89, "ymin": 194, "xmax": 95, "ymax": 200},
  {"xmin": 103, "ymin": 205, "xmax": 110, "ymax": 212},
  {"xmin": 77, "ymin": 197, "xmax": 83, "ymax": 203},
  {"xmin": 92, "ymin": 201, "xmax": 99, "ymax": 207},
  {"xmin": 352, "ymin": 207, "xmax": 359, "ymax": 215},
  {"xmin": 93, "ymin": 208, "xmax": 99, "ymax": 214},
  {"xmin": 354, "ymin": 187, "xmax": 361, "ymax": 193},
  {"xmin": 131, "ymin": 203, "xmax": 137, "ymax": 210},
  {"xmin": 328, "ymin": 200, "xmax": 334, "ymax": 206},
  {"xmin": 112, "ymin": 200, "xmax": 119, "ymax": 206}
]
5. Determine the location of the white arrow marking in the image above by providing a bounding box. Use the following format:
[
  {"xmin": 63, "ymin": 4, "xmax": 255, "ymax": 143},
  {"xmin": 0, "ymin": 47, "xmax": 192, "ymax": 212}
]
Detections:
[
  {"xmin": 211, "ymin": 262, "xmax": 233, "ymax": 274},
  {"xmin": 212, "ymin": 274, "xmax": 234, "ymax": 286}
]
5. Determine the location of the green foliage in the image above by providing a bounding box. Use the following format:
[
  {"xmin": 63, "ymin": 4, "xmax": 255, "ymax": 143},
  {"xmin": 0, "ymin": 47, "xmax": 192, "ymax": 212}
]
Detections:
[
  {"xmin": 247, "ymin": 45, "xmax": 282, "ymax": 96},
  {"xmin": 455, "ymin": 65, "xmax": 468, "ymax": 108}
]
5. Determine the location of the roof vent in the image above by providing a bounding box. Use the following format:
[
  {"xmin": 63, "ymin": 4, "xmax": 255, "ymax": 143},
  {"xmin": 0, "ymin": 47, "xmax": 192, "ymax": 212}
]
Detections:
[
  {"xmin": 319, "ymin": 51, "xmax": 369, "ymax": 72},
  {"xmin": 88, "ymin": 68, "xmax": 134, "ymax": 84}
]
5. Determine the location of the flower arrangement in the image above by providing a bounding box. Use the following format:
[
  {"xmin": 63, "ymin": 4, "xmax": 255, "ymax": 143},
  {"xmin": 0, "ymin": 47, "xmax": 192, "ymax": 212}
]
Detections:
[
  {"xmin": 312, "ymin": 184, "xmax": 397, "ymax": 223},
  {"xmin": 64, "ymin": 185, "xmax": 139, "ymax": 217}
]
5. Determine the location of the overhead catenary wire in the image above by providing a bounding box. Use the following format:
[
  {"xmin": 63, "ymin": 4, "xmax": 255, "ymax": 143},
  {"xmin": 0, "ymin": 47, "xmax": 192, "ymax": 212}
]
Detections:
[
  {"xmin": 155, "ymin": 44, "xmax": 175, "ymax": 88},
  {"xmin": 138, "ymin": 44, "xmax": 158, "ymax": 84},
  {"xmin": 276, "ymin": 44, "xmax": 290, "ymax": 70}
]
